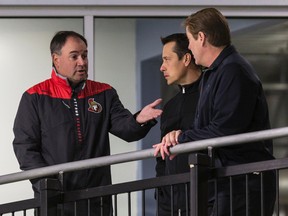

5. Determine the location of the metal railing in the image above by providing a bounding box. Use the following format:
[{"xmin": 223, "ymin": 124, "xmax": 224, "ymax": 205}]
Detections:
[{"xmin": 1, "ymin": 126, "xmax": 288, "ymax": 215}]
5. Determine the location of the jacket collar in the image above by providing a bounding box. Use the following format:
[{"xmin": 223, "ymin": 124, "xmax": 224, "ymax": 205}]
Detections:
[
  {"xmin": 178, "ymin": 74, "xmax": 202, "ymax": 94},
  {"xmin": 204, "ymin": 45, "xmax": 236, "ymax": 73}
]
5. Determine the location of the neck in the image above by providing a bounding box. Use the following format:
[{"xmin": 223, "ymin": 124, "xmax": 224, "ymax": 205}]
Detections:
[
  {"xmin": 68, "ymin": 79, "xmax": 85, "ymax": 90},
  {"xmin": 180, "ymin": 69, "xmax": 201, "ymax": 85},
  {"xmin": 204, "ymin": 45, "xmax": 226, "ymax": 68}
]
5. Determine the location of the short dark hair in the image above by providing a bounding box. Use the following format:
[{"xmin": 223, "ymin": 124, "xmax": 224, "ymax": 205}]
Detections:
[
  {"xmin": 161, "ymin": 33, "xmax": 199, "ymax": 69},
  {"xmin": 184, "ymin": 7, "xmax": 231, "ymax": 47},
  {"xmin": 161, "ymin": 33, "xmax": 192, "ymax": 60},
  {"xmin": 50, "ymin": 31, "xmax": 87, "ymax": 55}
]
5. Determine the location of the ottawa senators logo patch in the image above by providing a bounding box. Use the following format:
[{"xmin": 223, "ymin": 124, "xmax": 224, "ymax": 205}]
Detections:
[{"xmin": 88, "ymin": 98, "xmax": 102, "ymax": 113}]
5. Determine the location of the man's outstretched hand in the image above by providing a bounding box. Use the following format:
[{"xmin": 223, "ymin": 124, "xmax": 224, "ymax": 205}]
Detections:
[{"xmin": 136, "ymin": 98, "xmax": 162, "ymax": 124}]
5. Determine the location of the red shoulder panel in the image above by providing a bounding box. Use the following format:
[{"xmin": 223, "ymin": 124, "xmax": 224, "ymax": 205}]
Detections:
[
  {"xmin": 79, "ymin": 80, "xmax": 112, "ymax": 98},
  {"xmin": 26, "ymin": 79, "xmax": 112, "ymax": 99},
  {"xmin": 26, "ymin": 79, "xmax": 72, "ymax": 99}
]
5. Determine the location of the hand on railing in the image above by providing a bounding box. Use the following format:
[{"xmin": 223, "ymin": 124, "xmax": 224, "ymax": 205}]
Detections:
[{"xmin": 153, "ymin": 130, "xmax": 182, "ymax": 160}]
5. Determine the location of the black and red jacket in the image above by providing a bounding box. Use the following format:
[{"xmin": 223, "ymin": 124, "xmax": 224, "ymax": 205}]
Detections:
[{"xmin": 13, "ymin": 68, "xmax": 155, "ymax": 192}]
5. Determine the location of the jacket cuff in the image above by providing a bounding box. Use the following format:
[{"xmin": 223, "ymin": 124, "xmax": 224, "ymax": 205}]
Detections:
[{"xmin": 133, "ymin": 111, "xmax": 158, "ymax": 127}]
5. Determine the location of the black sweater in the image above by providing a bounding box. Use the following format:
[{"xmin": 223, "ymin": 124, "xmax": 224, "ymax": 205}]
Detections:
[{"xmin": 156, "ymin": 77, "xmax": 201, "ymax": 214}]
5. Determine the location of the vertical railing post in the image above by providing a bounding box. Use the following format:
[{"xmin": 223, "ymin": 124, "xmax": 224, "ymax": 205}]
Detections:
[
  {"xmin": 39, "ymin": 178, "xmax": 62, "ymax": 216},
  {"xmin": 189, "ymin": 153, "xmax": 210, "ymax": 216}
]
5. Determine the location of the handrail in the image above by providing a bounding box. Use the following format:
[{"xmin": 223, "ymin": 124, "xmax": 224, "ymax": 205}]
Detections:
[{"xmin": 1, "ymin": 126, "xmax": 288, "ymax": 185}]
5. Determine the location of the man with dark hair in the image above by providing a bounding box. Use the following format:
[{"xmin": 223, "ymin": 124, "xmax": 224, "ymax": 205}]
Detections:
[
  {"xmin": 13, "ymin": 30, "xmax": 162, "ymax": 215},
  {"xmin": 154, "ymin": 8, "xmax": 276, "ymax": 216},
  {"xmin": 155, "ymin": 33, "xmax": 201, "ymax": 215}
]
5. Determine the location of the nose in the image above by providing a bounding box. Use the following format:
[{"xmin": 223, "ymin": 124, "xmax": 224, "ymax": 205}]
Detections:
[
  {"xmin": 160, "ymin": 63, "xmax": 166, "ymax": 72},
  {"xmin": 78, "ymin": 56, "xmax": 87, "ymax": 65}
]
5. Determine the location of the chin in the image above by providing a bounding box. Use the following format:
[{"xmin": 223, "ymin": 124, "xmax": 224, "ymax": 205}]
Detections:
[{"xmin": 80, "ymin": 74, "xmax": 88, "ymax": 80}]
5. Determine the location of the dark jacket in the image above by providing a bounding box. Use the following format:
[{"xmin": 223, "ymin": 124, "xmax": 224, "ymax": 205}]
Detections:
[
  {"xmin": 178, "ymin": 45, "xmax": 274, "ymax": 165},
  {"xmin": 13, "ymin": 68, "xmax": 155, "ymax": 215},
  {"xmin": 156, "ymin": 78, "xmax": 201, "ymax": 215},
  {"xmin": 177, "ymin": 46, "xmax": 276, "ymax": 212}
]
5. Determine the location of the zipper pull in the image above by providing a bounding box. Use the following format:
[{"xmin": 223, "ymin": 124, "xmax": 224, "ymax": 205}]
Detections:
[
  {"xmin": 182, "ymin": 86, "xmax": 185, "ymax": 94},
  {"xmin": 62, "ymin": 100, "xmax": 71, "ymax": 109}
]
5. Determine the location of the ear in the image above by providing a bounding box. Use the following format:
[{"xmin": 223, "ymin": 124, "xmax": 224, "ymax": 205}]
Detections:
[
  {"xmin": 52, "ymin": 53, "xmax": 60, "ymax": 69},
  {"xmin": 183, "ymin": 53, "xmax": 192, "ymax": 67},
  {"xmin": 198, "ymin": 31, "xmax": 206, "ymax": 45}
]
